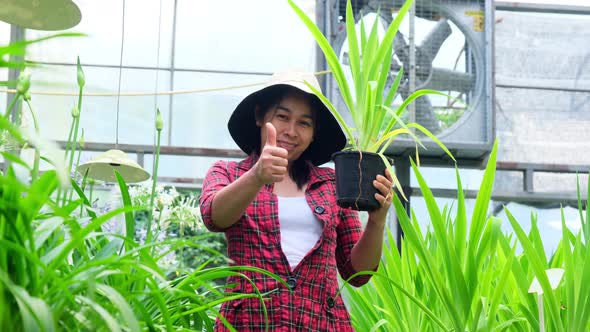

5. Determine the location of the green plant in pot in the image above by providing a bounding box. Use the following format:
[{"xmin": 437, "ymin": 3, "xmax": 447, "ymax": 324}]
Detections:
[{"xmin": 289, "ymin": 0, "xmax": 454, "ymax": 211}]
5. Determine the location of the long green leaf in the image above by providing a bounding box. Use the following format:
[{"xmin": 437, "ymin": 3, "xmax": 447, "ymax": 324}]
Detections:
[
  {"xmin": 345, "ymin": 0, "xmax": 361, "ymax": 104},
  {"xmin": 367, "ymin": 0, "xmax": 413, "ymax": 83},
  {"xmin": 76, "ymin": 295, "xmax": 121, "ymax": 332},
  {"xmin": 406, "ymin": 123, "xmax": 455, "ymax": 162},
  {"xmin": 384, "ymin": 66, "xmax": 404, "ymax": 107},
  {"xmin": 486, "ymin": 244, "xmax": 517, "ymax": 332},
  {"xmin": 454, "ymin": 168, "xmax": 467, "ymax": 264},
  {"xmin": 343, "ymin": 270, "xmax": 450, "ymax": 331},
  {"xmin": 96, "ymin": 284, "xmax": 141, "ymax": 332},
  {"xmin": 0, "ymin": 151, "xmax": 31, "ymax": 170},
  {"xmin": 505, "ymin": 208, "xmax": 564, "ymax": 332},
  {"xmin": 114, "ymin": 171, "xmax": 136, "ymax": 253},
  {"xmin": 361, "ymin": 81, "xmax": 378, "ymax": 149},
  {"xmin": 371, "ymin": 104, "xmax": 424, "ymax": 152},
  {"xmin": 43, "ymin": 206, "xmax": 140, "ymax": 279},
  {"xmin": 382, "ymin": 89, "xmax": 451, "ymax": 136},
  {"xmin": 466, "ymin": 140, "xmax": 497, "ymax": 296},
  {"xmin": 0, "ymin": 270, "xmax": 55, "ymax": 332},
  {"xmin": 411, "ymin": 158, "xmax": 470, "ymax": 323},
  {"xmin": 288, "ymin": 0, "xmax": 355, "ymax": 122},
  {"xmin": 69, "ymin": 179, "xmax": 97, "ymax": 219},
  {"xmin": 392, "ymin": 194, "xmax": 464, "ymax": 331},
  {"xmin": 304, "ymin": 81, "xmax": 358, "ymax": 150}
]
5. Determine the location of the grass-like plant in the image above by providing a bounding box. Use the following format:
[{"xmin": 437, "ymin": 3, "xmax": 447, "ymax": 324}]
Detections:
[
  {"xmin": 342, "ymin": 140, "xmax": 523, "ymax": 331},
  {"xmin": 340, "ymin": 139, "xmax": 590, "ymax": 331},
  {"xmin": 288, "ymin": 0, "xmax": 455, "ymax": 179},
  {"xmin": 0, "ymin": 45, "xmax": 288, "ymax": 330},
  {"xmin": 503, "ymin": 174, "xmax": 590, "ymax": 332}
]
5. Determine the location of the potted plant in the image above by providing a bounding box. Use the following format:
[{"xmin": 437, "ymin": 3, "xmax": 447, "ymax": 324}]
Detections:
[{"xmin": 288, "ymin": 0, "xmax": 455, "ymax": 211}]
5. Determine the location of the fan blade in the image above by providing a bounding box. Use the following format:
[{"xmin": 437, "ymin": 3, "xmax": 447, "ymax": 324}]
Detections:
[
  {"xmin": 401, "ymin": 87, "xmax": 440, "ymax": 134},
  {"xmin": 342, "ymin": 51, "xmax": 351, "ymax": 66},
  {"xmin": 413, "ymin": 95, "xmax": 440, "ymax": 134},
  {"xmin": 393, "ymin": 33, "xmax": 410, "ymax": 64},
  {"xmin": 420, "ymin": 19, "xmax": 452, "ymax": 60},
  {"xmin": 425, "ymin": 68, "xmax": 474, "ymax": 92}
]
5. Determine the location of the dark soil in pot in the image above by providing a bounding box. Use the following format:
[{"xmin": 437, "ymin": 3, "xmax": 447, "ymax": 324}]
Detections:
[{"xmin": 331, "ymin": 151, "xmax": 390, "ymax": 211}]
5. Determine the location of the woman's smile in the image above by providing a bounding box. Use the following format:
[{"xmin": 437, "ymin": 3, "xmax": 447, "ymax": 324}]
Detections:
[{"xmin": 277, "ymin": 139, "xmax": 297, "ymax": 151}]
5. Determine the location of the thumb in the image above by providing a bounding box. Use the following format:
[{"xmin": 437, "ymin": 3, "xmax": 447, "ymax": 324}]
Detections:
[{"xmin": 265, "ymin": 122, "xmax": 276, "ymax": 147}]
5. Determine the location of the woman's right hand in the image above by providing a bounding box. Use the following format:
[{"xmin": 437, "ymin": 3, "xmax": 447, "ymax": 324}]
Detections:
[{"xmin": 254, "ymin": 123, "xmax": 288, "ymax": 185}]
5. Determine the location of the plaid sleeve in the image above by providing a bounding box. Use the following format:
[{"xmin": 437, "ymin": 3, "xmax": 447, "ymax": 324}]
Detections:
[
  {"xmin": 335, "ymin": 207, "xmax": 374, "ymax": 287},
  {"xmin": 199, "ymin": 160, "xmax": 233, "ymax": 232}
]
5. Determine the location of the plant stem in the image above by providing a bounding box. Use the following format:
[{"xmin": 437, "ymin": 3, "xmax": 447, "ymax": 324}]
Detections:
[
  {"xmin": 88, "ymin": 181, "xmax": 94, "ymax": 204},
  {"xmin": 57, "ymin": 116, "xmax": 77, "ymax": 204},
  {"xmin": 24, "ymin": 100, "xmax": 40, "ymax": 182},
  {"xmin": 68, "ymin": 144, "xmax": 83, "ymax": 203},
  {"xmin": 62, "ymin": 86, "xmax": 84, "ymax": 206},
  {"xmin": 147, "ymin": 129, "xmax": 161, "ymax": 244},
  {"xmin": 64, "ymin": 118, "xmax": 75, "ymax": 163},
  {"xmin": 3, "ymin": 93, "xmax": 20, "ymax": 119},
  {"xmin": 0, "ymin": 216, "xmax": 6, "ymax": 271}
]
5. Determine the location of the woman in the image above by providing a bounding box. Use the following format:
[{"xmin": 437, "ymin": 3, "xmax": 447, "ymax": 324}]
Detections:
[{"xmin": 199, "ymin": 71, "xmax": 393, "ymax": 331}]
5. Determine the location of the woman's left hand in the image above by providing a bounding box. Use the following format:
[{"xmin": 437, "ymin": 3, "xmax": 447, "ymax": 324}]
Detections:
[{"xmin": 368, "ymin": 168, "xmax": 394, "ymax": 227}]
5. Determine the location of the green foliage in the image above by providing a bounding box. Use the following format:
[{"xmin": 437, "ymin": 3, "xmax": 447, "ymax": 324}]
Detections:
[
  {"xmin": 505, "ymin": 174, "xmax": 590, "ymax": 332},
  {"xmin": 288, "ymin": 0, "xmax": 455, "ymax": 200},
  {"xmin": 0, "ymin": 32, "xmax": 84, "ymax": 74},
  {"xmin": 288, "ymin": 0, "xmax": 455, "ymax": 155},
  {"xmin": 0, "ymin": 116, "xmax": 283, "ymax": 332},
  {"xmin": 343, "ymin": 140, "xmax": 590, "ymax": 331},
  {"xmin": 128, "ymin": 184, "xmax": 228, "ymax": 272},
  {"xmin": 0, "ymin": 40, "xmax": 286, "ymax": 330}
]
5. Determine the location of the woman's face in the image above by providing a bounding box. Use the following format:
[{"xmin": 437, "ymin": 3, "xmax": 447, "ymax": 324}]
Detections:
[{"xmin": 258, "ymin": 93, "xmax": 315, "ymax": 162}]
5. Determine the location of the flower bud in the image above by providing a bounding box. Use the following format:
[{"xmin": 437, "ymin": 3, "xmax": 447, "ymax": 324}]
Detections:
[
  {"xmin": 79, "ymin": 131, "xmax": 85, "ymax": 148},
  {"xmin": 155, "ymin": 108, "xmax": 163, "ymax": 131},
  {"xmin": 23, "ymin": 91, "xmax": 32, "ymax": 102},
  {"xmin": 16, "ymin": 71, "xmax": 31, "ymax": 95},
  {"xmin": 77, "ymin": 56, "xmax": 85, "ymax": 88},
  {"xmin": 71, "ymin": 106, "xmax": 80, "ymax": 118}
]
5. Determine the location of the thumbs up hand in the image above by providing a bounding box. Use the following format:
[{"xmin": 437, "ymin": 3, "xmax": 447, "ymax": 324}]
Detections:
[{"xmin": 254, "ymin": 123, "xmax": 288, "ymax": 185}]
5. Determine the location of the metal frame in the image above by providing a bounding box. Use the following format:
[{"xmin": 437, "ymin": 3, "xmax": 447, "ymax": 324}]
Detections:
[
  {"xmin": 53, "ymin": 140, "xmax": 589, "ymax": 204},
  {"xmin": 495, "ymin": 1, "xmax": 590, "ymax": 16},
  {"xmin": 496, "ymin": 81, "xmax": 590, "ymax": 93},
  {"xmin": 2, "ymin": 25, "xmax": 24, "ymax": 174},
  {"xmin": 2, "ymin": 1, "xmax": 588, "ymax": 209},
  {"xmin": 5, "ymin": 25, "xmax": 24, "ymax": 123}
]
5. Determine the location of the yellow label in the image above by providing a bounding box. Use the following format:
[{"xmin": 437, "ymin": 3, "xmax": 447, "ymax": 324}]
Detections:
[{"xmin": 465, "ymin": 10, "xmax": 484, "ymax": 32}]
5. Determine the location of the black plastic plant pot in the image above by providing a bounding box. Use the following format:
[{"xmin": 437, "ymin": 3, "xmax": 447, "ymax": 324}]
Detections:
[{"xmin": 332, "ymin": 151, "xmax": 389, "ymax": 212}]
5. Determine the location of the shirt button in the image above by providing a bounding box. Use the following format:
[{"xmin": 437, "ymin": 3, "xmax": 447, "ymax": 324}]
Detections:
[
  {"xmin": 287, "ymin": 277, "xmax": 297, "ymax": 290},
  {"xmin": 326, "ymin": 297, "xmax": 335, "ymax": 308},
  {"xmin": 314, "ymin": 206, "xmax": 325, "ymax": 214}
]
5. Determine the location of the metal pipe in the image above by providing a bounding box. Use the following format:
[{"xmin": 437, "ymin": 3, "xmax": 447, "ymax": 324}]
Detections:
[
  {"xmin": 408, "ymin": 0, "xmax": 416, "ymax": 126},
  {"xmin": 22, "ymin": 60, "xmax": 272, "ymax": 77},
  {"xmin": 495, "ymin": 1, "xmax": 590, "ymax": 16},
  {"xmin": 497, "ymin": 82, "xmax": 590, "ymax": 93}
]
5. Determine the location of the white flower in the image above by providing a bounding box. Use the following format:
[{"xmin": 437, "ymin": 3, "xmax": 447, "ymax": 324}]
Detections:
[
  {"xmin": 157, "ymin": 192, "xmax": 176, "ymax": 210},
  {"xmin": 157, "ymin": 206, "xmax": 173, "ymax": 231},
  {"xmin": 167, "ymin": 196, "xmax": 204, "ymax": 232},
  {"xmin": 158, "ymin": 246, "xmax": 178, "ymax": 270}
]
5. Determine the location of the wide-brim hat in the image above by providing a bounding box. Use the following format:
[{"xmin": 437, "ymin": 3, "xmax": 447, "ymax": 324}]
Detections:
[
  {"xmin": 0, "ymin": 0, "xmax": 81, "ymax": 31},
  {"xmin": 228, "ymin": 71, "xmax": 346, "ymax": 166},
  {"xmin": 77, "ymin": 149, "xmax": 151, "ymax": 183}
]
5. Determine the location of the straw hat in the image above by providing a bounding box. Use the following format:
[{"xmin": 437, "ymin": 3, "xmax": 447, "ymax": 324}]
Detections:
[
  {"xmin": 0, "ymin": 0, "xmax": 81, "ymax": 30},
  {"xmin": 228, "ymin": 71, "xmax": 346, "ymax": 166},
  {"xmin": 77, "ymin": 149, "xmax": 150, "ymax": 183}
]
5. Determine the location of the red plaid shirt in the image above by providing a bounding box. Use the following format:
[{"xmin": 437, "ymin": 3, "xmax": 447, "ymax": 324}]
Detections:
[{"xmin": 200, "ymin": 155, "xmax": 373, "ymax": 331}]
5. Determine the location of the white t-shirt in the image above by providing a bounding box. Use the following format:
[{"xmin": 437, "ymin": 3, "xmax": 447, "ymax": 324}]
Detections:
[{"xmin": 277, "ymin": 196, "xmax": 323, "ymax": 270}]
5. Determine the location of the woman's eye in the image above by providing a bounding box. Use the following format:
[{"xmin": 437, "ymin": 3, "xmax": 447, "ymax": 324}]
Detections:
[
  {"xmin": 299, "ymin": 121, "xmax": 312, "ymax": 127},
  {"xmin": 276, "ymin": 114, "xmax": 288, "ymax": 120}
]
